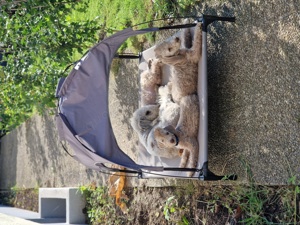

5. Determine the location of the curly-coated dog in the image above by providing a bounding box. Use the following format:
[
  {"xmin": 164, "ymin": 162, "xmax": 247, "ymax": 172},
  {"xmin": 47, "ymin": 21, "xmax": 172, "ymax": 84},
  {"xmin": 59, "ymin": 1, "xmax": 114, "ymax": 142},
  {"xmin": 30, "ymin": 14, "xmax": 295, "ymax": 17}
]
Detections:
[
  {"xmin": 154, "ymin": 22, "xmax": 202, "ymax": 104},
  {"xmin": 154, "ymin": 94, "xmax": 199, "ymax": 176},
  {"xmin": 130, "ymin": 104, "xmax": 182, "ymax": 159},
  {"xmin": 140, "ymin": 58, "xmax": 162, "ymax": 106}
]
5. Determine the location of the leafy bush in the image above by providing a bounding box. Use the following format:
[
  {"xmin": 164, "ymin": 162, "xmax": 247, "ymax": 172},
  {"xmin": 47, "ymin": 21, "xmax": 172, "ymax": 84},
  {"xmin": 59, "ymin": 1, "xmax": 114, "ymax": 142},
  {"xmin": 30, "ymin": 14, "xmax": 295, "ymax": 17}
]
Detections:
[{"xmin": 0, "ymin": 0, "xmax": 99, "ymax": 131}]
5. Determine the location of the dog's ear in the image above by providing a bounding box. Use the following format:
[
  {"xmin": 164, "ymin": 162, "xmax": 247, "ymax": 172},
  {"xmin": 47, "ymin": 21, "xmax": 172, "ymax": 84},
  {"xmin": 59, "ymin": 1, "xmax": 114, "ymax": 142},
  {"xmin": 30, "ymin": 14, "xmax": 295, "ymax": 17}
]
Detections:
[
  {"xmin": 130, "ymin": 116, "xmax": 139, "ymax": 132},
  {"xmin": 147, "ymin": 58, "xmax": 153, "ymax": 69}
]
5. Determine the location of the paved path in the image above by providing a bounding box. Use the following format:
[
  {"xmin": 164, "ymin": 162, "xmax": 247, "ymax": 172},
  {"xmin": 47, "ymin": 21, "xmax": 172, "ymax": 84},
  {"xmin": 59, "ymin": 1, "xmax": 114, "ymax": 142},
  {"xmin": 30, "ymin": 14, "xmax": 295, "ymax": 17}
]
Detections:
[
  {"xmin": 0, "ymin": 205, "xmax": 86, "ymax": 225},
  {"xmin": 0, "ymin": 0, "xmax": 299, "ymax": 189},
  {"xmin": 197, "ymin": 0, "xmax": 300, "ymax": 184},
  {"xmin": 0, "ymin": 110, "xmax": 109, "ymax": 188}
]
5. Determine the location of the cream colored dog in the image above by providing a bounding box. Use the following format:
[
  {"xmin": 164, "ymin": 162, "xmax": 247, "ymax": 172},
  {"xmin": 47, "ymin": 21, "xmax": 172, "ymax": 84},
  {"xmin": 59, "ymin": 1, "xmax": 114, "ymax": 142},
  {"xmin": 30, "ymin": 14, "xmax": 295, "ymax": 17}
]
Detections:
[
  {"xmin": 153, "ymin": 94, "xmax": 199, "ymax": 176},
  {"xmin": 154, "ymin": 23, "xmax": 202, "ymax": 104},
  {"xmin": 130, "ymin": 104, "xmax": 182, "ymax": 159},
  {"xmin": 132, "ymin": 57, "xmax": 182, "ymax": 159}
]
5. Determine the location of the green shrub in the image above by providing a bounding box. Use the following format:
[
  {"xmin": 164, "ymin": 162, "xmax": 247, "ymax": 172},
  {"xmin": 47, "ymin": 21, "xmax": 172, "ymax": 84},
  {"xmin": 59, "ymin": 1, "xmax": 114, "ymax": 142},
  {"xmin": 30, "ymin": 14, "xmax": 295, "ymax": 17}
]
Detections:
[{"xmin": 80, "ymin": 184, "xmax": 126, "ymax": 225}]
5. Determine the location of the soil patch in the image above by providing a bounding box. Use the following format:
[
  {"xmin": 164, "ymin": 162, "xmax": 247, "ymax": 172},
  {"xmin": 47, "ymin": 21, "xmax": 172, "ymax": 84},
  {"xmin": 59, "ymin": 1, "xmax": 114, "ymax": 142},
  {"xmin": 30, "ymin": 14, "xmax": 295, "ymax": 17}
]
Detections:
[
  {"xmin": 1, "ymin": 184, "xmax": 298, "ymax": 225},
  {"xmin": 0, "ymin": 188, "xmax": 38, "ymax": 212}
]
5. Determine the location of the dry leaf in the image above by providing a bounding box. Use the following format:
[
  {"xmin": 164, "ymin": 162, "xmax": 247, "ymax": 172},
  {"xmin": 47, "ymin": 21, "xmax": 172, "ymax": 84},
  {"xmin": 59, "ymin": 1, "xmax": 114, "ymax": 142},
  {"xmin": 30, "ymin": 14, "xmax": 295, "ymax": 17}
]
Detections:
[
  {"xmin": 108, "ymin": 166, "xmax": 129, "ymax": 214},
  {"xmin": 233, "ymin": 205, "xmax": 242, "ymax": 219}
]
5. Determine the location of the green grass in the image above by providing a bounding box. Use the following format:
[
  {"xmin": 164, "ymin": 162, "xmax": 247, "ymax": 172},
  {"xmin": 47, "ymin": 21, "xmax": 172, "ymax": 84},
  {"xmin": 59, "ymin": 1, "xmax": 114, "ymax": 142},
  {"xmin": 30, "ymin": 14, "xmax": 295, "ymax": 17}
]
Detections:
[
  {"xmin": 71, "ymin": 0, "xmax": 155, "ymax": 47},
  {"xmin": 68, "ymin": 0, "xmax": 190, "ymax": 61},
  {"xmin": 69, "ymin": 0, "xmax": 174, "ymax": 29},
  {"xmin": 70, "ymin": 0, "xmax": 101, "ymax": 21}
]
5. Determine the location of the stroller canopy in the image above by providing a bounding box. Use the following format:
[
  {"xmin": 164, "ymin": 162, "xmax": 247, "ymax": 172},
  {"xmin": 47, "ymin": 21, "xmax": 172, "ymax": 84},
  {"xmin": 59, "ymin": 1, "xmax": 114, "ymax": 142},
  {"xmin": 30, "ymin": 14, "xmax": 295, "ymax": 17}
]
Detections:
[{"xmin": 56, "ymin": 27, "xmax": 162, "ymax": 172}]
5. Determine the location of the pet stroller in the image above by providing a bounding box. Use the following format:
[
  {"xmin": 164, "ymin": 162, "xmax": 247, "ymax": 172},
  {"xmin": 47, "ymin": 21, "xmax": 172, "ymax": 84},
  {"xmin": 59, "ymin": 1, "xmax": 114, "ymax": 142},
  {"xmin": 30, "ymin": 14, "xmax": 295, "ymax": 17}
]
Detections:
[{"xmin": 55, "ymin": 14, "xmax": 236, "ymax": 181}]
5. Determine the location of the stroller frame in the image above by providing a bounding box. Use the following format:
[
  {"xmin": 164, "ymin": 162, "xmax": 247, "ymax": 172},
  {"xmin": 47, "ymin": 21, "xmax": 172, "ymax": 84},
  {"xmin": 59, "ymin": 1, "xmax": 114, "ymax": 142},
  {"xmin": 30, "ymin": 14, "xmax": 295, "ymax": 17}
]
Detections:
[
  {"xmin": 198, "ymin": 15, "xmax": 235, "ymax": 180},
  {"xmin": 56, "ymin": 14, "xmax": 236, "ymax": 181}
]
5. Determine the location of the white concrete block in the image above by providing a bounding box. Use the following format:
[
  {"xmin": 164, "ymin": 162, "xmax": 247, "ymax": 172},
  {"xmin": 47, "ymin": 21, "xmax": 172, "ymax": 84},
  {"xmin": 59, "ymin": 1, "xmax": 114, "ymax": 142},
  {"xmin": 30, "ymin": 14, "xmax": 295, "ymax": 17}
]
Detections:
[{"xmin": 39, "ymin": 187, "xmax": 86, "ymax": 224}]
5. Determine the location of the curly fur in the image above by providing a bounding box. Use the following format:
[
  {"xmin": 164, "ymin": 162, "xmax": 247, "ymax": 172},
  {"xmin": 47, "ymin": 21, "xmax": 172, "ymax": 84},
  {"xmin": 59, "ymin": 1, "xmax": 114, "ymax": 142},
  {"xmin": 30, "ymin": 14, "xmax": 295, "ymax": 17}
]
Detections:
[
  {"xmin": 154, "ymin": 126, "xmax": 198, "ymax": 176},
  {"xmin": 154, "ymin": 23, "xmax": 202, "ymax": 104},
  {"xmin": 140, "ymin": 58, "xmax": 162, "ymax": 106},
  {"xmin": 153, "ymin": 94, "xmax": 199, "ymax": 176},
  {"xmin": 131, "ymin": 84, "xmax": 197, "ymax": 169},
  {"xmin": 130, "ymin": 104, "xmax": 181, "ymax": 159},
  {"xmin": 157, "ymin": 82, "xmax": 180, "ymax": 128},
  {"xmin": 130, "ymin": 104, "xmax": 159, "ymax": 148}
]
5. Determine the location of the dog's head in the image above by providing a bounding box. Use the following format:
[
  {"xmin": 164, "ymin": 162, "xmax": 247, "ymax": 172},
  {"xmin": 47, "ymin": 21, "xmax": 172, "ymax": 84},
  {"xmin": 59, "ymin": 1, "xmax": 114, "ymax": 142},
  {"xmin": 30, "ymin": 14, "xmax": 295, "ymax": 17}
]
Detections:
[
  {"xmin": 153, "ymin": 127, "xmax": 179, "ymax": 149},
  {"xmin": 154, "ymin": 37, "xmax": 181, "ymax": 58},
  {"xmin": 130, "ymin": 105, "xmax": 159, "ymax": 133},
  {"xmin": 146, "ymin": 125, "xmax": 182, "ymax": 158}
]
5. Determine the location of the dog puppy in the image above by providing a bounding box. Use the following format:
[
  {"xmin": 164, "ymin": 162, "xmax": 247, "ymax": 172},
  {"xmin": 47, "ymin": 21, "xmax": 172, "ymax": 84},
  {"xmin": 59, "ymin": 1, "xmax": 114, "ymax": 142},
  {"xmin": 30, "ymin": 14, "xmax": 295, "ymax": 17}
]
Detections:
[
  {"xmin": 154, "ymin": 23, "xmax": 202, "ymax": 104},
  {"xmin": 154, "ymin": 126, "xmax": 198, "ymax": 176},
  {"xmin": 130, "ymin": 104, "xmax": 181, "ymax": 159},
  {"xmin": 153, "ymin": 94, "xmax": 199, "ymax": 176}
]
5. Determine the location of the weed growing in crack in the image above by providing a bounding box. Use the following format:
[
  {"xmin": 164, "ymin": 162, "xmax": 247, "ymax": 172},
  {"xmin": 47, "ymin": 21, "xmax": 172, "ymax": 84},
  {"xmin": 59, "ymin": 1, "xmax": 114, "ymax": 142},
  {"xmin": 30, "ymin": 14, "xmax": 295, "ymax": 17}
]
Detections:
[{"xmin": 163, "ymin": 195, "xmax": 190, "ymax": 224}]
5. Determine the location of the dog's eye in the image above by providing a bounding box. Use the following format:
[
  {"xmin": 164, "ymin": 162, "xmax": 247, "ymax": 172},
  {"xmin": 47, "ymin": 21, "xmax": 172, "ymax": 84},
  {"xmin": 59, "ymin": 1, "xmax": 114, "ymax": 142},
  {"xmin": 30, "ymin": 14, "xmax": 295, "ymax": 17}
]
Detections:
[
  {"xmin": 168, "ymin": 47, "xmax": 172, "ymax": 52},
  {"xmin": 166, "ymin": 132, "xmax": 169, "ymax": 135},
  {"xmin": 145, "ymin": 110, "xmax": 151, "ymax": 115}
]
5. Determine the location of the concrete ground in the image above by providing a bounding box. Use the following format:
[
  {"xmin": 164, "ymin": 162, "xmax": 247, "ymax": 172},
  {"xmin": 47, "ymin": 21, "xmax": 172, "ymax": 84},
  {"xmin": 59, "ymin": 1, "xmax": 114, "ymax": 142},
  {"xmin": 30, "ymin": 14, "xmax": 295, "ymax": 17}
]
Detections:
[
  {"xmin": 0, "ymin": 205, "xmax": 86, "ymax": 225},
  {"xmin": 0, "ymin": 0, "xmax": 299, "ymax": 190},
  {"xmin": 0, "ymin": 110, "xmax": 109, "ymax": 189},
  {"xmin": 197, "ymin": 0, "xmax": 300, "ymax": 185}
]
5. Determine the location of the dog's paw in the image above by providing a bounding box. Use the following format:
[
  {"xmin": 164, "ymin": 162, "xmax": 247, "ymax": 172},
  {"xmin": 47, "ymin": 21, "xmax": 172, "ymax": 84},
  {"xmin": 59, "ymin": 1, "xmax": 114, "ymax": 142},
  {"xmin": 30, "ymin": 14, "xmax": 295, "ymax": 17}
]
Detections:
[
  {"xmin": 196, "ymin": 22, "xmax": 202, "ymax": 31},
  {"xmin": 152, "ymin": 58, "xmax": 163, "ymax": 67}
]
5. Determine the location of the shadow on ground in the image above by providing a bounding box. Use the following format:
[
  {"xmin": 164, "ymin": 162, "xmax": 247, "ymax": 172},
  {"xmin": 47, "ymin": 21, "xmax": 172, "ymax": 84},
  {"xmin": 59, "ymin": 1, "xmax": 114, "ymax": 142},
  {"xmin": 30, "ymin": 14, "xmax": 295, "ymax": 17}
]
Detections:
[
  {"xmin": 0, "ymin": 110, "xmax": 107, "ymax": 189},
  {"xmin": 193, "ymin": 0, "xmax": 300, "ymax": 184}
]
